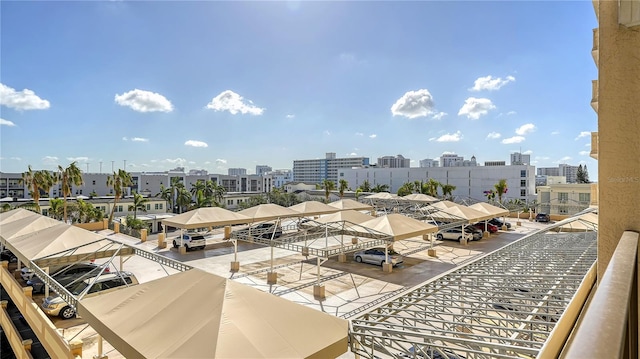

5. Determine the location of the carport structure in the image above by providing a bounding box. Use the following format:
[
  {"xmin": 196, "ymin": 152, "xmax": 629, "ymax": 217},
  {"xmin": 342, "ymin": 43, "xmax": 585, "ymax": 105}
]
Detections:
[{"xmin": 348, "ymin": 219, "xmax": 597, "ymax": 359}]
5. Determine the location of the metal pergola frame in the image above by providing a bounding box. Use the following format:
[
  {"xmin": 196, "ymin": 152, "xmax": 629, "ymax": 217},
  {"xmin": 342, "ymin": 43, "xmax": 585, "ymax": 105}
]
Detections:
[{"xmin": 349, "ymin": 218, "xmax": 597, "ymax": 359}]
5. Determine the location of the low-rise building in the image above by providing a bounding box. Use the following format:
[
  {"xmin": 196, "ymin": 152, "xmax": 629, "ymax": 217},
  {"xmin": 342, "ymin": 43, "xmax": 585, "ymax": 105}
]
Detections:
[{"xmin": 536, "ymin": 183, "xmax": 593, "ymax": 216}]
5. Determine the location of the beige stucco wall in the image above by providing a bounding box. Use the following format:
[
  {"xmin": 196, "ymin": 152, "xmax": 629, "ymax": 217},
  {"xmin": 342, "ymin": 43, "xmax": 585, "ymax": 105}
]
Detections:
[{"xmin": 596, "ymin": 1, "xmax": 640, "ymax": 278}]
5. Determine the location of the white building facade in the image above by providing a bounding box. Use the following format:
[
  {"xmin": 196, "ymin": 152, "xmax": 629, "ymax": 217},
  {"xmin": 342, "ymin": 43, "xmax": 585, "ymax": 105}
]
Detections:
[
  {"xmin": 293, "ymin": 152, "xmax": 369, "ymax": 184},
  {"xmin": 339, "ymin": 165, "xmax": 536, "ymax": 201}
]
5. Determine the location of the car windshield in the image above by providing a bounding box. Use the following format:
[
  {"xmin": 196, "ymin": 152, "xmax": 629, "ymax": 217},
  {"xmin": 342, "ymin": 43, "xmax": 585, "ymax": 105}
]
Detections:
[{"xmin": 69, "ymin": 281, "xmax": 89, "ymax": 296}]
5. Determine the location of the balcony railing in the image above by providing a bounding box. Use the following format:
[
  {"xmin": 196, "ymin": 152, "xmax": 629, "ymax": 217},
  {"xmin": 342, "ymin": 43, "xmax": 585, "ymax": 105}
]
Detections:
[{"xmin": 549, "ymin": 230, "xmax": 638, "ymax": 358}]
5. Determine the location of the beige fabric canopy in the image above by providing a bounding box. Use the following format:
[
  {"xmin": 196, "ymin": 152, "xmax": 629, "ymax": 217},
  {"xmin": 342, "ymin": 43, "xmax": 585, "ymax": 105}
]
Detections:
[
  {"xmin": 364, "ymin": 192, "xmax": 398, "ymax": 200},
  {"xmin": 238, "ymin": 203, "xmax": 302, "ymax": 222},
  {"xmin": 401, "ymin": 193, "xmax": 439, "ymax": 203},
  {"xmin": 77, "ymin": 269, "xmax": 349, "ymax": 359},
  {"xmin": 328, "ymin": 199, "xmax": 374, "ymax": 211},
  {"xmin": 0, "ymin": 208, "xmax": 39, "ymax": 225},
  {"xmin": 357, "ymin": 213, "xmax": 438, "ymax": 241},
  {"xmin": 556, "ymin": 212, "xmax": 598, "ymax": 232},
  {"xmin": 428, "ymin": 201, "xmax": 494, "ymax": 222},
  {"xmin": 0, "ymin": 214, "xmax": 60, "ymax": 242},
  {"xmin": 309, "ymin": 210, "xmax": 375, "ymax": 225},
  {"xmin": 288, "ymin": 201, "xmax": 340, "ymax": 216},
  {"xmin": 468, "ymin": 202, "xmax": 510, "ymax": 218},
  {"xmin": 162, "ymin": 207, "xmax": 252, "ymax": 230}
]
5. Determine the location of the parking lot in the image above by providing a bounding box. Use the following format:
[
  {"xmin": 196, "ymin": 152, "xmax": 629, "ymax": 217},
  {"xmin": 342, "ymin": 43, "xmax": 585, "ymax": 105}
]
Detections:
[{"xmin": 21, "ymin": 218, "xmax": 548, "ymax": 358}]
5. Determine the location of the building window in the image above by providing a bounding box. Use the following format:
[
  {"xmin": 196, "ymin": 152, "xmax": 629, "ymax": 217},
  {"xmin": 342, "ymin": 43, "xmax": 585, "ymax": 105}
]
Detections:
[
  {"xmin": 520, "ymin": 170, "xmax": 526, "ymax": 177},
  {"xmin": 559, "ymin": 206, "xmax": 568, "ymax": 215},
  {"xmin": 558, "ymin": 192, "xmax": 568, "ymax": 203},
  {"xmin": 146, "ymin": 204, "xmax": 151, "ymax": 210},
  {"xmin": 227, "ymin": 200, "xmax": 233, "ymax": 205},
  {"xmin": 520, "ymin": 179, "xmax": 526, "ymax": 187},
  {"xmin": 579, "ymin": 193, "xmax": 590, "ymax": 203},
  {"xmin": 117, "ymin": 205, "xmax": 123, "ymax": 212},
  {"xmin": 520, "ymin": 189, "xmax": 526, "ymax": 197},
  {"xmin": 92, "ymin": 180, "xmax": 96, "ymax": 185},
  {"xmin": 42, "ymin": 209, "xmax": 48, "ymax": 216}
]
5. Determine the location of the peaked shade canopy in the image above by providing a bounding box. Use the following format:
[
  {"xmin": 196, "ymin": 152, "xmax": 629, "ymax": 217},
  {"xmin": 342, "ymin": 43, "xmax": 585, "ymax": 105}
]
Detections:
[
  {"xmin": 468, "ymin": 202, "xmax": 510, "ymax": 218},
  {"xmin": 77, "ymin": 269, "xmax": 349, "ymax": 359},
  {"xmin": 0, "ymin": 215, "xmax": 60, "ymax": 242},
  {"xmin": 238, "ymin": 203, "xmax": 302, "ymax": 222},
  {"xmin": 288, "ymin": 201, "xmax": 340, "ymax": 216},
  {"xmin": 364, "ymin": 192, "xmax": 398, "ymax": 200},
  {"xmin": 429, "ymin": 201, "xmax": 494, "ymax": 222},
  {"xmin": 327, "ymin": 199, "xmax": 374, "ymax": 211},
  {"xmin": 401, "ymin": 193, "xmax": 439, "ymax": 203},
  {"xmin": 357, "ymin": 213, "xmax": 438, "ymax": 241},
  {"xmin": 314, "ymin": 210, "xmax": 376, "ymax": 225},
  {"xmin": 0, "ymin": 208, "xmax": 40, "ymax": 225},
  {"xmin": 162, "ymin": 207, "xmax": 252, "ymax": 230}
]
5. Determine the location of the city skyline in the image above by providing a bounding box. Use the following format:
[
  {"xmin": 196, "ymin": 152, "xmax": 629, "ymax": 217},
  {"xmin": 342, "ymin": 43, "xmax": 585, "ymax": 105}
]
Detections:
[{"xmin": 1, "ymin": 1, "xmax": 598, "ymax": 179}]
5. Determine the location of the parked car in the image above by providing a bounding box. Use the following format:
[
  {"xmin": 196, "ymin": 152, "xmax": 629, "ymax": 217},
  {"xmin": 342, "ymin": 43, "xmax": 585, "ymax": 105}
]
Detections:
[
  {"xmin": 436, "ymin": 228, "xmax": 474, "ymax": 242},
  {"xmin": 41, "ymin": 271, "xmax": 138, "ymax": 319},
  {"xmin": 1, "ymin": 249, "xmax": 18, "ymax": 263},
  {"xmin": 26, "ymin": 263, "xmax": 110, "ymax": 294},
  {"xmin": 489, "ymin": 217, "xmax": 511, "ymax": 229},
  {"xmin": 173, "ymin": 233, "xmax": 206, "ymax": 251},
  {"xmin": 473, "ymin": 221, "xmax": 499, "ymax": 233},
  {"xmin": 464, "ymin": 225, "xmax": 483, "ymax": 241},
  {"xmin": 21, "ymin": 261, "xmax": 102, "ymax": 282},
  {"xmin": 353, "ymin": 248, "xmax": 403, "ymax": 267},
  {"xmin": 535, "ymin": 213, "xmax": 551, "ymax": 223},
  {"xmin": 235, "ymin": 223, "xmax": 282, "ymax": 239}
]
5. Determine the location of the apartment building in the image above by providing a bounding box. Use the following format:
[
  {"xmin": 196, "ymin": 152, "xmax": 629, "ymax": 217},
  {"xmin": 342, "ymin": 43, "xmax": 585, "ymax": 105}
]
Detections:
[
  {"xmin": 377, "ymin": 155, "xmax": 410, "ymax": 168},
  {"xmin": 418, "ymin": 158, "xmax": 439, "ymax": 167},
  {"xmin": 293, "ymin": 152, "xmax": 369, "ymax": 184},
  {"xmin": 536, "ymin": 183, "xmax": 593, "ymax": 216}
]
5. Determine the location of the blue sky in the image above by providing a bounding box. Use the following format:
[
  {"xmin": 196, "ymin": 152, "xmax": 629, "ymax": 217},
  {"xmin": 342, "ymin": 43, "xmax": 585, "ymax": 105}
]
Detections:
[{"xmin": 1, "ymin": 1, "xmax": 598, "ymax": 179}]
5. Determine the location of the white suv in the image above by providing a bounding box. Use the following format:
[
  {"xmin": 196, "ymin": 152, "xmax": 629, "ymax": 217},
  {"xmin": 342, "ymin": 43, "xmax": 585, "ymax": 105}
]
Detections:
[
  {"xmin": 436, "ymin": 228, "xmax": 474, "ymax": 242},
  {"xmin": 173, "ymin": 233, "xmax": 206, "ymax": 251}
]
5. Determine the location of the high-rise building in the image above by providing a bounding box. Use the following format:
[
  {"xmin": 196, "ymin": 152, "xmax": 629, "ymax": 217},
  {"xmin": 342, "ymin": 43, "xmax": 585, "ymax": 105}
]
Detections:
[
  {"xmin": 419, "ymin": 158, "xmax": 439, "ymax": 167},
  {"xmin": 293, "ymin": 152, "xmax": 369, "ymax": 184},
  {"xmin": 537, "ymin": 164, "xmax": 580, "ymax": 183},
  {"xmin": 377, "ymin": 155, "xmax": 410, "ymax": 168},
  {"xmin": 255, "ymin": 165, "xmax": 272, "ymax": 176},
  {"xmin": 440, "ymin": 153, "xmax": 464, "ymax": 167},
  {"xmin": 228, "ymin": 168, "xmax": 247, "ymax": 176},
  {"xmin": 510, "ymin": 152, "xmax": 531, "ymax": 165}
]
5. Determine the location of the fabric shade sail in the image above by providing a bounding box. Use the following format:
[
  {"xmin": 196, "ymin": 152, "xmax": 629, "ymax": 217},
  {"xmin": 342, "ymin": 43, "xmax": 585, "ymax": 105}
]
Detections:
[{"xmin": 162, "ymin": 207, "xmax": 253, "ymax": 230}]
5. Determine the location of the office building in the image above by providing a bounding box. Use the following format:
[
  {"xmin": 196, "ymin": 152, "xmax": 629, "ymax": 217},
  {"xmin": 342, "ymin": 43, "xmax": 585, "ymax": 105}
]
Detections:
[
  {"xmin": 255, "ymin": 165, "xmax": 272, "ymax": 176},
  {"xmin": 293, "ymin": 152, "xmax": 369, "ymax": 184},
  {"xmin": 377, "ymin": 155, "xmax": 410, "ymax": 168},
  {"xmin": 510, "ymin": 152, "xmax": 531, "ymax": 165},
  {"xmin": 419, "ymin": 158, "xmax": 439, "ymax": 167},
  {"xmin": 227, "ymin": 168, "xmax": 247, "ymax": 176}
]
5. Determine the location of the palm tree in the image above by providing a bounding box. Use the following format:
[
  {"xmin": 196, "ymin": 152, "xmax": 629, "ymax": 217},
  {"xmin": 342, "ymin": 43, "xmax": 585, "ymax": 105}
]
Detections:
[
  {"xmin": 338, "ymin": 179, "xmax": 349, "ymax": 199},
  {"xmin": 425, "ymin": 178, "xmax": 441, "ymax": 197},
  {"xmin": 397, "ymin": 182, "xmax": 414, "ymax": 196},
  {"xmin": 36, "ymin": 170, "xmax": 56, "ymax": 200},
  {"xmin": 190, "ymin": 180, "xmax": 206, "ymax": 199},
  {"xmin": 355, "ymin": 188, "xmax": 363, "ymax": 200},
  {"xmin": 322, "ymin": 179, "xmax": 335, "ymax": 203},
  {"xmin": 494, "ymin": 179, "xmax": 508, "ymax": 203},
  {"xmin": 128, "ymin": 191, "xmax": 149, "ymax": 219},
  {"xmin": 58, "ymin": 162, "xmax": 84, "ymax": 223},
  {"xmin": 359, "ymin": 180, "xmax": 371, "ymax": 192},
  {"xmin": 106, "ymin": 169, "xmax": 133, "ymax": 224},
  {"xmin": 20, "ymin": 166, "xmax": 55, "ymax": 212},
  {"xmin": 48, "ymin": 198, "xmax": 65, "ymax": 220},
  {"xmin": 441, "ymin": 184, "xmax": 457, "ymax": 199},
  {"xmin": 175, "ymin": 187, "xmax": 192, "ymax": 213},
  {"xmin": 413, "ymin": 180, "xmax": 423, "ymax": 194},
  {"xmin": 208, "ymin": 181, "xmax": 226, "ymax": 207}
]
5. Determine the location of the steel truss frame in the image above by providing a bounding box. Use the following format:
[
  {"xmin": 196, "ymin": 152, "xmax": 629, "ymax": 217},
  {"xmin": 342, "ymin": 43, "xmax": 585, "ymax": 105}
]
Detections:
[{"xmin": 350, "ymin": 226, "xmax": 597, "ymax": 359}]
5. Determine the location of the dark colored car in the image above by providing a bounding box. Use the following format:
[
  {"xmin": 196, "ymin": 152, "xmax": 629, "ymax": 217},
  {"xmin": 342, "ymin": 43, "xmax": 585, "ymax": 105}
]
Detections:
[
  {"xmin": 489, "ymin": 217, "xmax": 511, "ymax": 229},
  {"xmin": 473, "ymin": 221, "xmax": 499, "ymax": 233},
  {"xmin": 1, "ymin": 249, "xmax": 18, "ymax": 263},
  {"xmin": 27, "ymin": 263, "xmax": 110, "ymax": 294},
  {"xmin": 535, "ymin": 213, "xmax": 551, "ymax": 223},
  {"xmin": 236, "ymin": 223, "xmax": 282, "ymax": 239}
]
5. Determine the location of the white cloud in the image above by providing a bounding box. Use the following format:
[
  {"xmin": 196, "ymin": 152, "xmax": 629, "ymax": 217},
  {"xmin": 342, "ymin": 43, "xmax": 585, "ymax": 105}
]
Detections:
[
  {"xmin": 205, "ymin": 90, "xmax": 264, "ymax": 115},
  {"xmin": 338, "ymin": 52, "xmax": 366, "ymax": 66},
  {"xmin": 369, "ymin": 134, "xmax": 377, "ymax": 139},
  {"xmin": 486, "ymin": 132, "xmax": 501, "ymax": 139},
  {"xmin": 501, "ymin": 136, "xmax": 525, "ymax": 144},
  {"xmin": 535, "ymin": 156, "xmax": 550, "ymax": 160},
  {"xmin": 507, "ymin": 111, "xmax": 517, "ymax": 116},
  {"xmin": 560, "ymin": 156, "xmax": 572, "ymax": 161},
  {"xmin": 286, "ymin": 114, "xmax": 295, "ymax": 119},
  {"xmin": 355, "ymin": 132, "xmax": 364, "ymax": 136},
  {"xmin": 430, "ymin": 131, "xmax": 463, "ymax": 142},
  {"xmin": 348, "ymin": 152, "xmax": 358, "ymax": 156},
  {"xmin": 66, "ymin": 156, "xmax": 88, "ymax": 162},
  {"xmin": 131, "ymin": 137, "xmax": 149, "ymax": 142},
  {"xmin": 0, "ymin": 83, "xmax": 50, "ymax": 110},
  {"xmin": 458, "ymin": 97, "xmax": 496, "ymax": 120},
  {"xmin": 10, "ymin": 157, "xmax": 21, "ymax": 161},
  {"xmin": 585, "ymin": 143, "xmax": 591, "ymax": 147},
  {"xmin": 523, "ymin": 150, "xmax": 533, "ymax": 155},
  {"xmin": 575, "ymin": 131, "xmax": 591, "ymax": 140},
  {"xmin": 114, "ymin": 89, "xmax": 173, "ymax": 113},
  {"xmin": 216, "ymin": 159, "xmax": 227, "ymax": 164},
  {"xmin": 323, "ymin": 130, "xmax": 331, "ymax": 136},
  {"xmin": 42, "ymin": 156, "xmax": 58, "ymax": 165},
  {"xmin": 0, "ymin": 118, "xmax": 16, "ymax": 127},
  {"xmin": 431, "ymin": 112, "xmax": 447, "ymax": 120},
  {"xmin": 515, "ymin": 123, "xmax": 536, "ymax": 135},
  {"xmin": 390, "ymin": 89, "xmax": 435, "ymax": 119},
  {"xmin": 579, "ymin": 150, "xmax": 590, "ymax": 156},
  {"xmin": 469, "ymin": 75, "xmax": 516, "ymax": 91},
  {"xmin": 165, "ymin": 158, "xmax": 187, "ymax": 164},
  {"xmin": 185, "ymin": 140, "xmax": 208, "ymax": 148},
  {"xmin": 442, "ymin": 151, "xmax": 456, "ymax": 155},
  {"xmin": 551, "ymin": 131, "xmax": 560, "ymax": 135}
]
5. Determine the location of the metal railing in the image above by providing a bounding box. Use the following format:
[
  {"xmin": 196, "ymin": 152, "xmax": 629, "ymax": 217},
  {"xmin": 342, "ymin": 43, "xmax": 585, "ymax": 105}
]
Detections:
[{"xmin": 559, "ymin": 230, "xmax": 638, "ymax": 359}]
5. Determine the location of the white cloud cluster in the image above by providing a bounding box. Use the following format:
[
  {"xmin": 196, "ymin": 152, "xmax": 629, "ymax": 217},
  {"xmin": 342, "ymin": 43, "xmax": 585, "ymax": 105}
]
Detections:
[
  {"xmin": 390, "ymin": 89, "xmax": 435, "ymax": 119},
  {"xmin": 458, "ymin": 97, "xmax": 496, "ymax": 120},
  {"xmin": 42, "ymin": 156, "xmax": 58, "ymax": 165},
  {"xmin": 369, "ymin": 134, "xmax": 377, "ymax": 139},
  {"xmin": 165, "ymin": 158, "xmax": 187, "ymax": 164},
  {"xmin": 216, "ymin": 159, "xmax": 227, "ymax": 164},
  {"xmin": 1, "ymin": 118, "xmax": 16, "ymax": 127},
  {"xmin": 114, "ymin": 89, "xmax": 173, "ymax": 113},
  {"xmin": 515, "ymin": 123, "xmax": 536, "ymax": 135},
  {"xmin": 575, "ymin": 131, "xmax": 591, "ymax": 140},
  {"xmin": 286, "ymin": 114, "xmax": 295, "ymax": 119},
  {"xmin": 523, "ymin": 150, "xmax": 533, "ymax": 155},
  {"xmin": 66, "ymin": 156, "xmax": 88, "ymax": 162},
  {"xmin": 122, "ymin": 137, "xmax": 150, "ymax": 142},
  {"xmin": 0, "ymin": 83, "xmax": 50, "ymax": 110},
  {"xmin": 501, "ymin": 136, "xmax": 525, "ymax": 144},
  {"xmin": 431, "ymin": 112, "xmax": 447, "ymax": 120},
  {"xmin": 185, "ymin": 140, "xmax": 208, "ymax": 148},
  {"xmin": 470, "ymin": 75, "xmax": 515, "ymax": 91},
  {"xmin": 430, "ymin": 131, "xmax": 462, "ymax": 142},
  {"xmin": 206, "ymin": 90, "xmax": 264, "ymax": 115},
  {"xmin": 486, "ymin": 132, "xmax": 501, "ymax": 140},
  {"xmin": 579, "ymin": 150, "xmax": 590, "ymax": 156},
  {"xmin": 355, "ymin": 132, "xmax": 364, "ymax": 136}
]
